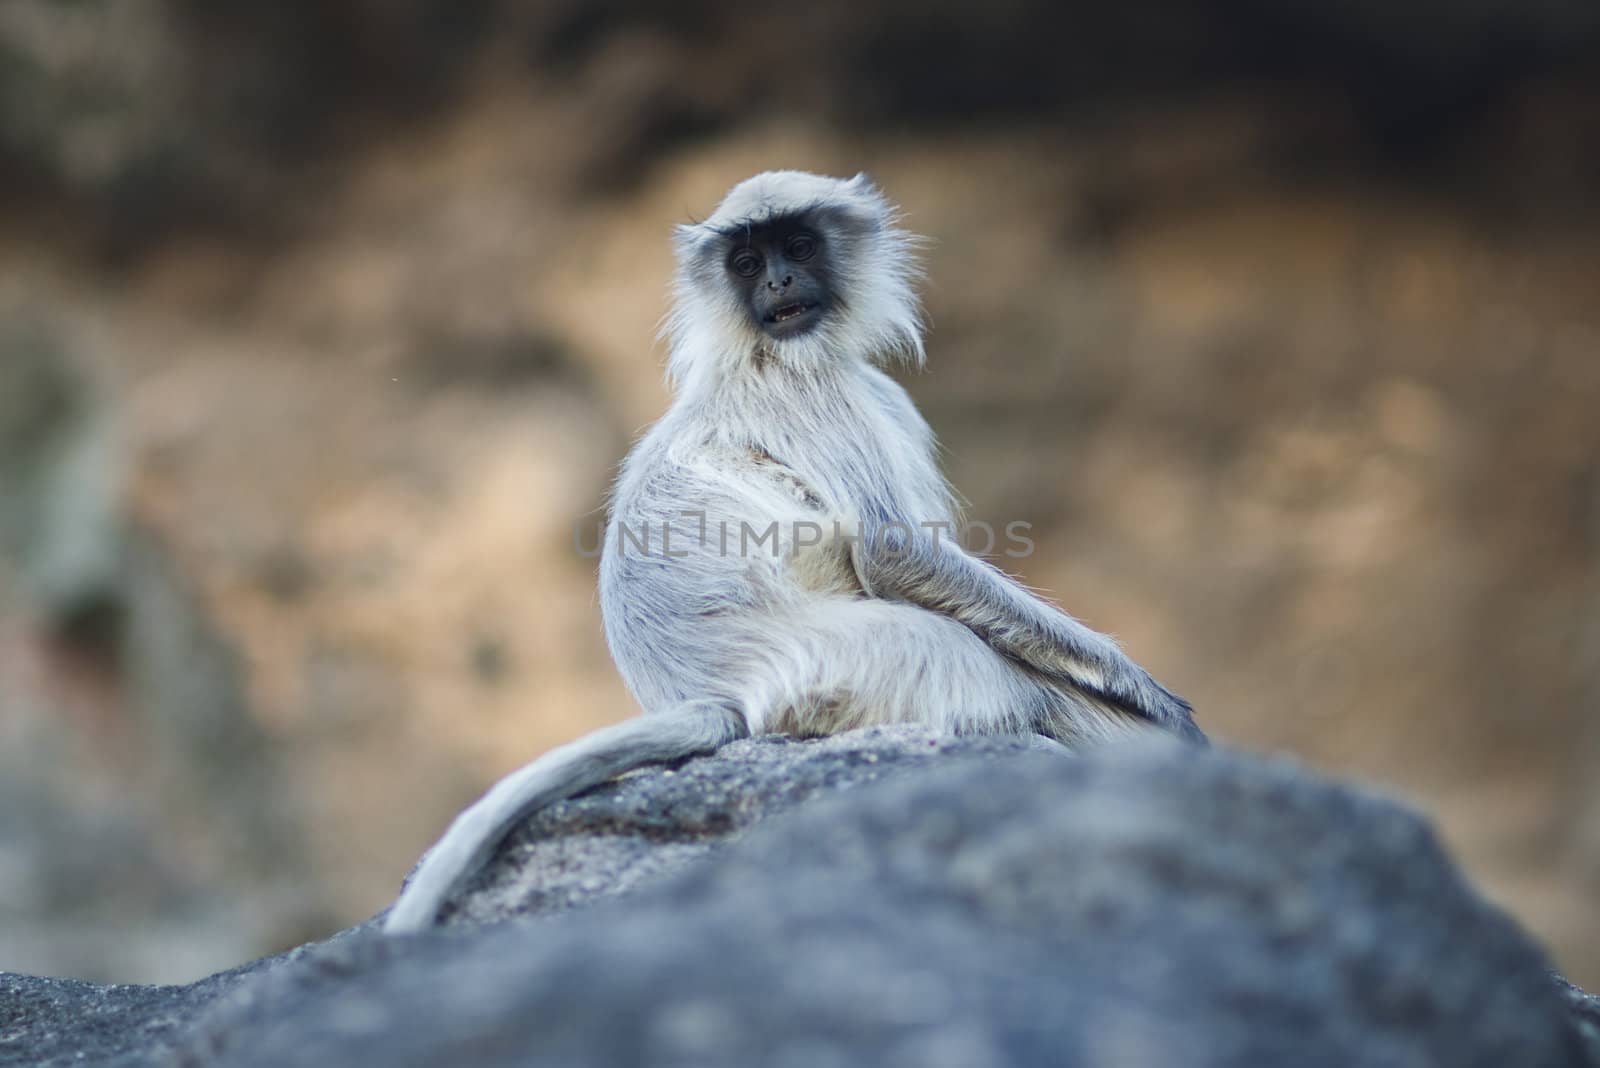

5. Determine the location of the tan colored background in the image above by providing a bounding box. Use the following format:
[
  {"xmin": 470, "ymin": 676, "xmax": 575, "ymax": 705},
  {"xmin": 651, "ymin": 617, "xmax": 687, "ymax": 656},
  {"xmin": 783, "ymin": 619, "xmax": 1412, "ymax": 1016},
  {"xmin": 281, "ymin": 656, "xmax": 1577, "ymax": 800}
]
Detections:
[{"xmin": 0, "ymin": 2, "xmax": 1596, "ymax": 986}]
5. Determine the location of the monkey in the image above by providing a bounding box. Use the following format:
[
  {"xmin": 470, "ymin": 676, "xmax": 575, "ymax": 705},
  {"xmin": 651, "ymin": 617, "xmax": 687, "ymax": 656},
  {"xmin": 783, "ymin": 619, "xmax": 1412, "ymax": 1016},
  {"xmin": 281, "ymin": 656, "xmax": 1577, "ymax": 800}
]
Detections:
[{"xmin": 382, "ymin": 170, "xmax": 1203, "ymax": 934}]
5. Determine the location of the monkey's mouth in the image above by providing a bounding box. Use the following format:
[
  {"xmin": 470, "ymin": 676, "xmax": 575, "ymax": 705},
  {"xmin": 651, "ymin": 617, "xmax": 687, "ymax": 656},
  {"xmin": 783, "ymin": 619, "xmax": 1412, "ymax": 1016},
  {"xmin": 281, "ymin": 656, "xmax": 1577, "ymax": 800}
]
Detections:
[{"xmin": 766, "ymin": 302, "xmax": 817, "ymax": 324}]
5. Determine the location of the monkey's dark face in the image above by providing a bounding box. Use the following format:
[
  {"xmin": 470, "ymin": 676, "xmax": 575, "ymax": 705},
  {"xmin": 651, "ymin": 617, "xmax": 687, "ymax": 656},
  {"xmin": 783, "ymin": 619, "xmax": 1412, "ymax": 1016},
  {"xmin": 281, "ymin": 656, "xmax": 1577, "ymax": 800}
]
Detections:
[{"xmin": 721, "ymin": 215, "xmax": 836, "ymax": 339}]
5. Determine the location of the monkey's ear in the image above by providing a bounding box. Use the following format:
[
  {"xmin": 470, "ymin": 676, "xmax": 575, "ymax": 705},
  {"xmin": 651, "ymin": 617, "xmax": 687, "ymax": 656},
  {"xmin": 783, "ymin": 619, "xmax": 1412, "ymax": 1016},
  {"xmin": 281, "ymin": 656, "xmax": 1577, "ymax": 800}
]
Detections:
[
  {"xmin": 672, "ymin": 222, "xmax": 707, "ymax": 257},
  {"xmin": 848, "ymin": 171, "xmax": 878, "ymax": 192}
]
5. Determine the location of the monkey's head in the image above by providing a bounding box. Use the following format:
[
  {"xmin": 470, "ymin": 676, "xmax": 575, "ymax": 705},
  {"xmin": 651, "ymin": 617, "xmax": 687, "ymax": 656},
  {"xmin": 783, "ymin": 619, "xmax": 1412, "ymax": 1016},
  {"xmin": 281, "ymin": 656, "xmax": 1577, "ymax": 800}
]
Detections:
[{"xmin": 665, "ymin": 171, "xmax": 925, "ymax": 389}]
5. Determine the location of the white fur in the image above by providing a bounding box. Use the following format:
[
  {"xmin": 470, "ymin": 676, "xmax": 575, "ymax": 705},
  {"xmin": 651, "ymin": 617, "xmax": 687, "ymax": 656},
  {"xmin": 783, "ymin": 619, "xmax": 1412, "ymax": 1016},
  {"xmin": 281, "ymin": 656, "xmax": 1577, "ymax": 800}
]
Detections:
[
  {"xmin": 603, "ymin": 171, "xmax": 1148, "ymax": 742},
  {"xmin": 384, "ymin": 171, "xmax": 1190, "ymax": 934}
]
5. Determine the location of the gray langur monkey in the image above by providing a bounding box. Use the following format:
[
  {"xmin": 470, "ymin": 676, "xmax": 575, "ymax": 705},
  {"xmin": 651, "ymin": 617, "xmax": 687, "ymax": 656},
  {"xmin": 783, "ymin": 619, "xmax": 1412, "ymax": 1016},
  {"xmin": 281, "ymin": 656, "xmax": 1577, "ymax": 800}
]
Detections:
[{"xmin": 383, "ymin": 170, "xmax": 1203, "ymax": 934}]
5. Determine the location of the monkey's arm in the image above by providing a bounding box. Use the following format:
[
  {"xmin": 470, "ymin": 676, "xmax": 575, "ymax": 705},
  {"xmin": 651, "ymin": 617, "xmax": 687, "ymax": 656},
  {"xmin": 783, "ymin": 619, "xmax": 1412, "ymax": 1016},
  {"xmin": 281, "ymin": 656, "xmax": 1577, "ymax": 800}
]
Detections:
[
  {"xmin": 383, "ymin": 699, "xmax": 747, "ymax": 934},
  {"xmin": 853, "ymin": 530, "xmax": 1204, "ymax": 743}
]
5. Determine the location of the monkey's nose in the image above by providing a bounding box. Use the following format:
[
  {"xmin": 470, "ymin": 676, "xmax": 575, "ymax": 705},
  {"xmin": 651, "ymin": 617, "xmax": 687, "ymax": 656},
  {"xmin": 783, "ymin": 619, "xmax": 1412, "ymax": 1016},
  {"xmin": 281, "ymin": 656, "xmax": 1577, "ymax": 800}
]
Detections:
[{"xmin": 766, "ymin": 275, "xmax": 793, "ymax": 292}]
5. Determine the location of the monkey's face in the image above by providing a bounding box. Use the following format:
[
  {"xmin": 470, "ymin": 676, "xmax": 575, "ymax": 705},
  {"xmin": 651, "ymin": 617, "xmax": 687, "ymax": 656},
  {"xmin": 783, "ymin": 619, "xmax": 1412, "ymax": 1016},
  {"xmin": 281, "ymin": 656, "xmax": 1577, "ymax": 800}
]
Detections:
[
  {"xmin": 721, "ymin": 215, "xmax": 837, "ymax": 340},
  {"xmin": 671, "ymin": 176, "xmax": 925, "ymax": 376}
]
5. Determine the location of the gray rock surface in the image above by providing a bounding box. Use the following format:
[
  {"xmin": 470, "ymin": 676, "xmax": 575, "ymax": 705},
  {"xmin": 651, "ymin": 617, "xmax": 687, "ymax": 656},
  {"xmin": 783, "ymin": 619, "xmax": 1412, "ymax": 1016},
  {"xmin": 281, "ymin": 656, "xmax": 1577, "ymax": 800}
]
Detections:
[
  {"xmin": 2, "ymin": 969, "xmax": 230, "ymax": 1068},
  {"xmin": 1, "ymin": 728, "xmax": 1595, "ymax": 1067},
  {"xmin": 1558, "ymin": 974, "xmax": 1600, "ymax": 1063},
  {"xmin": 445, "ymin": 729, "xmax": 1051, "ymax": 925}
]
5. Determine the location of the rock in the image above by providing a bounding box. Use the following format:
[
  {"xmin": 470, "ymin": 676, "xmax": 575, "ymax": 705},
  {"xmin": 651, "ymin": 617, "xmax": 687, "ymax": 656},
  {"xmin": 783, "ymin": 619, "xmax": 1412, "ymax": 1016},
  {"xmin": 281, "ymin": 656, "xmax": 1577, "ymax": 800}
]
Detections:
[
  {"xmin": 2, "ymin": 968, "xmax": 234, "ymax": 1068},
  {"xmin": 442, "ymin": 729, "xmax": 1051, "ymax": 926},
  {"xmin": 0, "ymin": 933, "xmax": 372, "ymax": 1068},
  {"xmin": 0, "ymin": 322, "xmax": 122, "ymax": 626},
  {"xmin": 5, "ymin": 1, "xmax": 1596, "ymax": 242},
  {"xmin": 4, "ymin": 727, "xmax": 1591, "ymax": 1066},
  {"xmin": 1557, "ymin": 973, "xmax": 1600, "ymax": 1063},
  {"xmin": 0, "ymin": 317, "xmax": 318, "ymax": 982},
  {"xmin": 0, "ymin": 1, "xmax": 487, "ymax": 245}
]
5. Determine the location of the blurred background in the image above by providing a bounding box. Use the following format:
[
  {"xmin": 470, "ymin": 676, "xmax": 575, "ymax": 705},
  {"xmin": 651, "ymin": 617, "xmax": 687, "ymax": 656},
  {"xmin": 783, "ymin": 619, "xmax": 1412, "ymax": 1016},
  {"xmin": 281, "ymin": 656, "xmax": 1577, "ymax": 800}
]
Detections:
[{"xmin": 0, "ymin": 0, "xmax": 1597, "ymax": 987}]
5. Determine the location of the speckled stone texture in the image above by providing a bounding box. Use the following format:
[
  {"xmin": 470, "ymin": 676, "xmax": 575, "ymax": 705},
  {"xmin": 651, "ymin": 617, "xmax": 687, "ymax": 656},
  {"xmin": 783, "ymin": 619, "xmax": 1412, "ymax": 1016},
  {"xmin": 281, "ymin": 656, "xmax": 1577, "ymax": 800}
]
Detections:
[
  {"xmin": 2, "ymin": 728, "xmax": 1595, "ymax": 1067},
  {"xmin": 444, "ymin": 729, "xmax": 1050, "ymax": 925}
]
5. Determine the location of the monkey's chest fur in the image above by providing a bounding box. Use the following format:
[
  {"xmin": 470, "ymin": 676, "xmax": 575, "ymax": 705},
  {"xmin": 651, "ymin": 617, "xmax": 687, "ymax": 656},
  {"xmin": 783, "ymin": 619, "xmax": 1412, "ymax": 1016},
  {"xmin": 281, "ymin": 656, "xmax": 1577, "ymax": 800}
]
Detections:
[
  {"xmin": 740, "ymin": 444, "xmax": 863, "ymax": 598},
  {"xmin": 599, "ymin": 362, "xmax": 957, "ymax": 715}
]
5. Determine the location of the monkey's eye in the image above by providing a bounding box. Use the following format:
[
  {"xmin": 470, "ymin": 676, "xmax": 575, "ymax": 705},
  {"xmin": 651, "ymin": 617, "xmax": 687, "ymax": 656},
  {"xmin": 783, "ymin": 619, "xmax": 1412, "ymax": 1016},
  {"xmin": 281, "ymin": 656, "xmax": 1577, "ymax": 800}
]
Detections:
[
  {"xmin": 785, "ymin": 234, "xmax": 817, "ymax": 261},
  {"xmin": 730, "ymin": 250, "xmax": 763, "ymax": 277}
]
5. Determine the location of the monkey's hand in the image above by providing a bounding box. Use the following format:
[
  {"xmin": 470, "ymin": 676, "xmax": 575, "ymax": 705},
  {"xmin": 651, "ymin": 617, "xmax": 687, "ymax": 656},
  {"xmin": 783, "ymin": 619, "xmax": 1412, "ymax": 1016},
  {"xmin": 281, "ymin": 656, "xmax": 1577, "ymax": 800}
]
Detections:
[{"xmin": 851, "ymin": 525, "xmax": 1205, "ymax": 744}]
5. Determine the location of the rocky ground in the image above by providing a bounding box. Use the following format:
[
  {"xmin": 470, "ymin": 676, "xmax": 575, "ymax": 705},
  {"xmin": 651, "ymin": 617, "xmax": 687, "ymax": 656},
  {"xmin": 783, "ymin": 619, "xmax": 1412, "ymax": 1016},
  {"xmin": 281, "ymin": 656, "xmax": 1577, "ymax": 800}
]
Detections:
[{"xmin": 2, "ymin": 729, "xmax": 1598, "ymax": 1067}]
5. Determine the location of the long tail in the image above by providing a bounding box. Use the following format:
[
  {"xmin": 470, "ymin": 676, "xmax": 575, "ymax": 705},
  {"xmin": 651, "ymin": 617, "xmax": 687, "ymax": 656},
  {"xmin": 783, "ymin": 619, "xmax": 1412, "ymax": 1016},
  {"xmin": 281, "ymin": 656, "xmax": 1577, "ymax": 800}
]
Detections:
[{"xmin": 383, "ymin": 700, "xmax": 747, "ymax": 934}]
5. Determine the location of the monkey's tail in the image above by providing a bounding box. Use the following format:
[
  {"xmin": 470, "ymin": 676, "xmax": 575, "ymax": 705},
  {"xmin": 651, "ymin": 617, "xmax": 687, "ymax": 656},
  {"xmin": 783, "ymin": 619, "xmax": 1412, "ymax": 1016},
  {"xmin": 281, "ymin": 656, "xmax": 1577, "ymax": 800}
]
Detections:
[{"xmin": 383, "ymin": 700, "xmax": 747, "ymax": 934}]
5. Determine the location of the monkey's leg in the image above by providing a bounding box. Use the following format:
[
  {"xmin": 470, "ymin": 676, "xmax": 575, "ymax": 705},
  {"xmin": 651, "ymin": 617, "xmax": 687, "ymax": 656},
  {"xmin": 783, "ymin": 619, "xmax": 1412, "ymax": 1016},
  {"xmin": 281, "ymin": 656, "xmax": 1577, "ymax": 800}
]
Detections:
[
  {"xmin": 743, "ymin": 597, "xmax": 1133, "ymax": 746},
  {"xmin": 383, "ymin": 699, "xmax": 746, "ymax": 934},
  {"xmin": 853, "ymin": 531, "xmax": 1204, "ymax": 743}
]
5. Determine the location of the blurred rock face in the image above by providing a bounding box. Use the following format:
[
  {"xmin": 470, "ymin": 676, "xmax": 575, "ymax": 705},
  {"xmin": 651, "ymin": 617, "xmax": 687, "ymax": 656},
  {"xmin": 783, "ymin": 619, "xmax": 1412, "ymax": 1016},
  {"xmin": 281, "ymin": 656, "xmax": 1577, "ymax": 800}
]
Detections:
[
  {"xmin": 0, "ymin": 322, "xmax": 324, "ymax": 982},
  {"xmin": 0, "ymin": 0, "xmax": 1597, "ymax": 985},
  {"xmin": 4, "ymin": 733, "xmax": 1597, "ymax": 1067}
]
